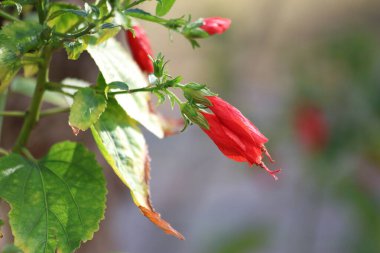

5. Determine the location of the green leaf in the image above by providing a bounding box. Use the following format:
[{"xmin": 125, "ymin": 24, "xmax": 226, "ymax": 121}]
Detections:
[
  {"xmin": 0, "ymin": 1, "xmax": 23, "ymax": 14},
  {"xmin": 61, "ymin": 78, "xmax": 91, "ymax": 106},
  {"xmin": 69, "ymin": 88, "xmax": 107, "ymax": 134},
  {"xmin": 63, "ymin": 40, "xmax": 88, "ymax": 60},
  {"xmin": 108, "ymin": 81, "xmax": 129, "ymax": 91},
  {"xmin": 87, "ymin": 38, "xmax": 164, "ymax": 138},
  {"xmin": 156, "ymin": 0, "xmax": 176, "ymax": 16},
  {"xmin": 47, "ymin": 3, "xmax": 82, "ymax": 34},
  {"xmin": 48, "ymin": 9, "xmax": 88, "ymax": 21},
  {"xmin": 0, "ymin": 142, "xmax": 107, "ymax": 253},
  {"xmin": 82, "ymin": 26, "xmax": 121, "ymax": 46},
  {"xmin": 0, "ymin": 21, "xmax": 43, "ymax": 92},
  {"xmin": 2, "ymin": 245, "xmax": 23, "ymax": 253},
  {"xmin": 11, "ymin": 77, "xmax": 68, "ymax": 107},
  {"xmin": 124, "ymin": 8, "xmax": 167, "ymax": 24},
  {"xmin": 91, "ymin": 99, "xmax": 184, "ymax": 240}
]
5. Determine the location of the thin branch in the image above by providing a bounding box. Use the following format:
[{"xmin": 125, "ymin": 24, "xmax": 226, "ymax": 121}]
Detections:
[
  {"xmin": 0, "ymin": 111, "xmax": 25, "ymax": 117},
  {"xmin": 0, "ymin": 10, "xmax": 19, "ymax": 22},
  {"xmin": 40, "ymin": 107, "xmax": 70, "ymax": 116}
]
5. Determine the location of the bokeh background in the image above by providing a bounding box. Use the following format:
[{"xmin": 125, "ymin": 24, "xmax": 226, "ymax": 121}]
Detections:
[{"xmin": 1, "ymin": 0, "xmax": 380, "ymax": 252}]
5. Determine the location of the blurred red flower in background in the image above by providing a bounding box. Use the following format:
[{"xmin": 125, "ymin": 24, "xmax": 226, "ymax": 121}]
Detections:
[
  {"xmin": 200, "ymin": 96, "xmax": 280, "ymax": 180},
  {"xmin": 126, "ymin": 25, "xmax": 154, "ymax": 73},
  {"xmin": 295, "ymin": 105, "xmax": 329, "ymax": 152}
]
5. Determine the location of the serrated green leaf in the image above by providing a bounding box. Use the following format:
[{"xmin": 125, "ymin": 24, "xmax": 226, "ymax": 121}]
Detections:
[
  {"xmin": 63, "ymin": 40, "xmax": 88, "ymax": 60},
  {"xmin": 69, "ymin": 88, "xmax": 107, "ymax": 134},
  {"xmin": 61, "ymin": 78, "xmax": 91, "ymax": 106},
  {"xmin": 47, "ymin": 3, "xmax": 82, "ymax": 33},
  {"xmin": 0, "ymin": 21, "xmax": 43, "ymax": 92},
  {"xmin": 11, "ymin": 77, "xmax": 68, "ymax": 107},
  {"xmin": 91, "ymin": 100, "xmax": 183, "ymax": 239},
  {"xmin": 156, "ymin": 0, "xmax": 176, "ymax": 16},
  {"xmin": 87, "ymin": 38, "xmax": 164, "ymax": 138},
  {"xmin": 0, "ymin": 141, "xmax": 107, "ymax": 253}
]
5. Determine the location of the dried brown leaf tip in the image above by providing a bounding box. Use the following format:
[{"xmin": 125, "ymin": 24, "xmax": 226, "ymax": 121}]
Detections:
[
  {"xmin": 70, "ymin": 126, "xmax": 80, "ymax": 136},
  {"xmin": 139, "ymin": 206, "xmax": 185, "ymax": 240}
]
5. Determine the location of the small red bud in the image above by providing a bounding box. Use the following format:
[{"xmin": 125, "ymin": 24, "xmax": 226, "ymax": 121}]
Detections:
[
  {"xmin": 125, "ymin": 25, "xmax": 154, "ymax": 73},
  {"xmin": 200, "ymin": 17, "xmax": 231, "ymax": 35}
]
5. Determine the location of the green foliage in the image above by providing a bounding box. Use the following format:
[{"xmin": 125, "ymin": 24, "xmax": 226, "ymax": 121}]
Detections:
[
  {"xmin": 69, "ymin": 88, "xmax": 107, "ymax": 133},
  {"xmin": 0, "ymin": 0, "xmax": 233, "ymax": 248},
  {"xmin": 156, "ymin": 0, "xmax": 176, "ymax": 16},
  {"xmin": 0, "ymin": 21, "xmax": 43, "ymax": 92},
  {"xmin": 2, "ymin": 245, "xmax": 23, "ymax": 253},
  {"xmin": 87, "ymin": 38, "xmax": 165, "ymax": 138},
  {"xmin": 0, "ymin": 1, "xmax": 23, "ymax": 14},
  {"xmin": 47, "ymin": 3, "xmax": 83, "ymax": 33},
  {"xmin": 91, "ymin": 99, "xmax": 149, "ymax": 207},
  {"xmin": 63, "ymin": 40, "xmax": 88, "ymax": 60},
  {"xmin": 0, "ymin": 142, "xmax": 107, "ymax": 253}
]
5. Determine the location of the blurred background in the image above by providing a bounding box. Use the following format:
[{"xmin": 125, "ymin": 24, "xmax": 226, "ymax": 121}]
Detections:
[{"xmin": 1, "ymin": 0, "xmax": 380, "ymax": 252}]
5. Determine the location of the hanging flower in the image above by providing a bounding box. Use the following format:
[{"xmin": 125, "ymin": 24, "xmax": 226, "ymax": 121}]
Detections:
[
  {"xmin": 126, "ymin": 25, "xmax": 154, "ymax": 73},
  {"xmin": 200, "ymin": 96, "xmax": 280, "ymax": 180},
  {"xmin": 200, "ymin": 17, "xmax": 231, "ymax": 35}
]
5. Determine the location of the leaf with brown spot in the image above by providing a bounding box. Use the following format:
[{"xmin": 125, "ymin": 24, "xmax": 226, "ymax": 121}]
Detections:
[{"xmin": 91, "ymin": 99, "xmax": 184, "ymax": 239}]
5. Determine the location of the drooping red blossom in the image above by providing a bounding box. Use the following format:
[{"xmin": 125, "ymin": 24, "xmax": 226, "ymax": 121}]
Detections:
[
  {"xmin": 200, "ymin": 96, "xmax": 280, "ymax": 180},
  {"xmin": 295, "ymin": 106, "xmax": 328, "ymax": 152},
  {"xmin": 200, "ymin": 17, "xmax": 231, "ymax": 35},
  {"xmin": 126, "ymin": 25, "xmax": 154, "ymax": 73}
]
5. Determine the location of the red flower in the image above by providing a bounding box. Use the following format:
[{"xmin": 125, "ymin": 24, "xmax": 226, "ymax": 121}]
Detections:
[
  {"xmin": 200, "ymin": 17, "xmax": 231, "ymax": 35},
  {"xmin": 295, "ymin": 106, "xmax": 328, "ymax": 152},
  {"xmin": 126, "ymin": 25, "xmax": 154, "ymax": 73},
  {"xmin": 200, "ymin": 96, "xmax": 280, "ymax": 180}
]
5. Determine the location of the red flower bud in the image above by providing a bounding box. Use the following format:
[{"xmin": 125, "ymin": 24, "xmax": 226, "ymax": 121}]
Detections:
[
  {"xmin": 295, "ymin": 106, "xmax": 328, "ymax": 152},
  {"xmin": 200, "ymin": 96, "xmax": 280, "ymax": 180},
  {"xmin": 200, "ymin": 17, "xmax": 231, "ymax": 35},
  {"xmin": 126, "ymin": 25, "xmax": 154, "ymax": 73}
]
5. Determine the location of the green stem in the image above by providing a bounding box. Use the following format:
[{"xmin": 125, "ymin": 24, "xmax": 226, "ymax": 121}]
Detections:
[
  {"xmin": 0, "ymin": 107, "xmax": 69, "ymax": 118},
  {"xmin": 13, "ymin": 47, "xmax": 52, "ymax": 152},
  {"xmin": 53, "ymin": 23, "xmax": 96, "ymax": 39},
  {"xmin": 0, "ymin": 111, "xmax": 25, "ymax": 117},
  {"xmin": 36, "ymin": 0, "xmax": 45, "ymax": 24},
  {"xmin": 108, "ymin": 86, "xmax": 156, "ymax": 95},
  {"xmin": 40, "ymin": 107, "xmax": 70, "ymax": 116},
  {"xmin": 47, "ymin": 82, "xmax": 82, "ymax": 90},
  {"xmin": 0, "ymin": 10, "xmax": 19, "ymax": 22}
]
